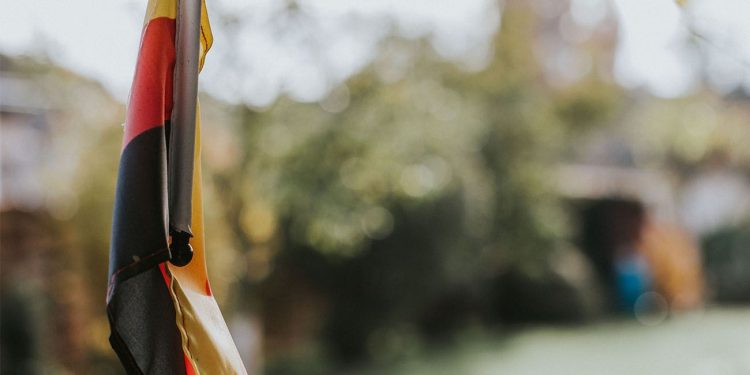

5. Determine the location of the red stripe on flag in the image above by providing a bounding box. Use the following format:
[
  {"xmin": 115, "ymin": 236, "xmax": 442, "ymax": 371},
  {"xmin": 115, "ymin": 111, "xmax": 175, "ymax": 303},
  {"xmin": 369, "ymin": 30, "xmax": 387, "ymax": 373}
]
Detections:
[
  {"xmin": 184, "ymin": 354, "xmax": 196, "ymax": 375},
  {"xmin": 123, "ymin": 17, "xmax": 176, "ymax": 149},
  {"xmin": 204, "ymin": 280, "xmax": 213, "ymax": 296},
  {"xmin": 159, "ymin": 263, "xmax": 170, "ymax": 286}
]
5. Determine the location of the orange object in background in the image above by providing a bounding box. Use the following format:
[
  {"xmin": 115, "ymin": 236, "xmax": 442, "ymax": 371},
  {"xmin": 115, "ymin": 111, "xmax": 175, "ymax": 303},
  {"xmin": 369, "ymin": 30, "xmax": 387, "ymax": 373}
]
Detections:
[{"xmin": 639, "ymin": 219, "xmax": 705, "ymax": 311}]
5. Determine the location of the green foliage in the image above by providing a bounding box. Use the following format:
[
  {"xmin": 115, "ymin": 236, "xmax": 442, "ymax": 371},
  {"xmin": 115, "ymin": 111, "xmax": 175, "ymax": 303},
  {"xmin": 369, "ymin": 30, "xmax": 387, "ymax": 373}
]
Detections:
[
  {"xmin": 1, "ymin": 1, "xmax": 633, "ymax": 368},
  {"xmin": 554, "ymin": 80, "xmax": 621, "ymax": 133},
  {"xmin": 198, "ymin": 2, "xmax": 626, "ymax": 364}
]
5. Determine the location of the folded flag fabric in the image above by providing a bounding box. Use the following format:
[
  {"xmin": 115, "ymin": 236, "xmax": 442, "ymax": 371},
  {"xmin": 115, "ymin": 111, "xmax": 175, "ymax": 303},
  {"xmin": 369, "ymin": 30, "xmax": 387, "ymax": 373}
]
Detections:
[{"xmin": 107, "ymin": 0, "xmax": 246, "ymax": 373}]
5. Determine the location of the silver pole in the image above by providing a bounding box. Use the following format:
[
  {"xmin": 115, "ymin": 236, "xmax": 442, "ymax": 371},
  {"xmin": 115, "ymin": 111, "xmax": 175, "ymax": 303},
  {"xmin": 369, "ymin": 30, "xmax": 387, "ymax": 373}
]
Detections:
[{"xmin": 168, "ymin": 0, "xmax": 202, "ymax": 266}]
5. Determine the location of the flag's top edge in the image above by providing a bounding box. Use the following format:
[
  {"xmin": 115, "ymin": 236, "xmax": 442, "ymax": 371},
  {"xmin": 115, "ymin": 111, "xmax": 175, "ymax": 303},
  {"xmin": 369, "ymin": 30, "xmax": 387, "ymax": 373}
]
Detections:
[
  {"xmin": 144, "ymin": 0, "xmax": 213, "ymax": 70},
  {"xmin": 198, "ymin": 0, "xmax": 213, "ymax": 70},
  {"xmin": 144, "ymin": 0, "xmax": 177, "ymax": 23}
]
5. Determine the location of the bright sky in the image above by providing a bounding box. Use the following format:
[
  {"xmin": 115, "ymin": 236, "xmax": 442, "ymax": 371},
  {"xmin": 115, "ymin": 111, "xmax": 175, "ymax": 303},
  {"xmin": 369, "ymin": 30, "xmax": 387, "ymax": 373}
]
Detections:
[
  {"xmin": 612, "ymin": 0, "xmax": 750, "ymax": 97},
  {"xmin": 1, "ymin": 0, "xmax": 748, "ymax": 105}
]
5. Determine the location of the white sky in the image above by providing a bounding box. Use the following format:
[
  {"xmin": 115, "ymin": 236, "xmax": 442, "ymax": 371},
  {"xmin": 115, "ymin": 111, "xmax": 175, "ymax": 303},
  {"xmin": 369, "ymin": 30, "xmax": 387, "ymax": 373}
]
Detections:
[{"xmin": 1, "ymin": 0, "xmax": 748, "ymax": 105}]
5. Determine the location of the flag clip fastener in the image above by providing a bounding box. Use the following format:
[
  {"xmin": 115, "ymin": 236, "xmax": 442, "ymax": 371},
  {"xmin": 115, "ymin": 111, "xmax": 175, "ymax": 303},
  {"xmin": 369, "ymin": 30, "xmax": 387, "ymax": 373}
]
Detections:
[{"xmin": 169, "ymin": 231, "xmax": 194, "ymax": 267}]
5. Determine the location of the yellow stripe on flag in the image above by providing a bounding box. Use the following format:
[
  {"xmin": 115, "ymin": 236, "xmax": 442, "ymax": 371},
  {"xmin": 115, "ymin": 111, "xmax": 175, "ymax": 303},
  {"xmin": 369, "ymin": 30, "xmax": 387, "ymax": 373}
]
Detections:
[
  {"xmin": 168, "ymin": 106, "xmax": 246, "ymax": 374},
  {"xmin": 144, "ymin": 0, "xmax": 212, "ymax": 70},
  {"xmin": 140, "ymin": 0, "xmax": 244, "ymax": 373}
]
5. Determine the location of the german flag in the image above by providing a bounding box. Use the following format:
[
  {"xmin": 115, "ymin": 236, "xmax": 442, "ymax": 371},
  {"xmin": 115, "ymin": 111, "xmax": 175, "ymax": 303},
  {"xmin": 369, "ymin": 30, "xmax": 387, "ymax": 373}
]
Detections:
[{"xmin": 107, "ymin": 0, "xmax": 246, "ymax": 373}]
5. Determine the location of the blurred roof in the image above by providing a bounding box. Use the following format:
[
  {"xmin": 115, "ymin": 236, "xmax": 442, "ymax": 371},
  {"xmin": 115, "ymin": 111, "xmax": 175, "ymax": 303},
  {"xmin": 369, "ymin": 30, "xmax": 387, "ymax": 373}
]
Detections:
[{"xmin": 556, "ymin": 163, "xmax": 676, "ymax": 220}]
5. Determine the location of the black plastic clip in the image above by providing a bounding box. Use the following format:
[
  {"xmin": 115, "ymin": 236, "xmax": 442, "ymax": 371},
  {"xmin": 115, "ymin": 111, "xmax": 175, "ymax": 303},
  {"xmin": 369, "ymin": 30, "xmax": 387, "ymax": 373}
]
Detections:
[{"xmin": 169, "ymin": 231, "xmax": 194, "ymax": 267}]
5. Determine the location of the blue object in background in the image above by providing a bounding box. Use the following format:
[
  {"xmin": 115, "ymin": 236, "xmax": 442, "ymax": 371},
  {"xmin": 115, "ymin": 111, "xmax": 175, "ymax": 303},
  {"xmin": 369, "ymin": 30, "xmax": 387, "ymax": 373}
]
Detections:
[{"xmin": 615, "ymin": 250, "xmax": 652, "ymax": 312}]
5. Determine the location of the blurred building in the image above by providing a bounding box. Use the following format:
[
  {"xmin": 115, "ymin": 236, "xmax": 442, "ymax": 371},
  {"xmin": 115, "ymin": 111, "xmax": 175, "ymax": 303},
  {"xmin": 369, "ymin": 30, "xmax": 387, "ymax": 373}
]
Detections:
[
  {"xmin": 0, "ymin": 74, "xmax": 52, "ymax": 210},
  {"xmin": 680, "ymin": 155, "xmax": 750, "ymax": 236},
  {"xmin": 532, "ymin": 0, "xmax": 618, "ymax": 87},
  {"xmin": 0, "ymin": 58, "xmax": 90, "ymax": 374}
]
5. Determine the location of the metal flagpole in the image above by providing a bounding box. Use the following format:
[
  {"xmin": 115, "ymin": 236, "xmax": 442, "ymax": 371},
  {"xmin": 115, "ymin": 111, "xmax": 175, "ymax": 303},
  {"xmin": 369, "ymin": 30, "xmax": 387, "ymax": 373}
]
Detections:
[{"xmin": 168, "ymin": 0, "xmax": 202, "ymax": 266}]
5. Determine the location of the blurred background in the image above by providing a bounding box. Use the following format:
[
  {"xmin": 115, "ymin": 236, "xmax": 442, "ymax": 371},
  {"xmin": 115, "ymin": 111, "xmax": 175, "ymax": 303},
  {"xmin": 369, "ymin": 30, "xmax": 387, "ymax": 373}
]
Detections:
[{"xmin": 3, "ymin": 0, "xmax": 750, "ymax": 374}]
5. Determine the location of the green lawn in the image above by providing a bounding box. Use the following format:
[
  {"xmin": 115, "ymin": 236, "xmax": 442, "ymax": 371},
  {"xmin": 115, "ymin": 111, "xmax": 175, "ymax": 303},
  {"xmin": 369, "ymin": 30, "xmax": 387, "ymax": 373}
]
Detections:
[{"xmin": 362, "ymin": 308, "xmax": 750, "ymax": 375}]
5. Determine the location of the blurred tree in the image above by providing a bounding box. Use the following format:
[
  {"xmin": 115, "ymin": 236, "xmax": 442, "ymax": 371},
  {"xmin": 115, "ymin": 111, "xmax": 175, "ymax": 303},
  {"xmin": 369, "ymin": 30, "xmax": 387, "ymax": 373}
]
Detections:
[
  {"xmin": 197, "ymin": 0, "xmax": 627, "ymax": 366},
  {"xmin": 6, "ymin": 0, "xmax": 750, "ymax": 372}
]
